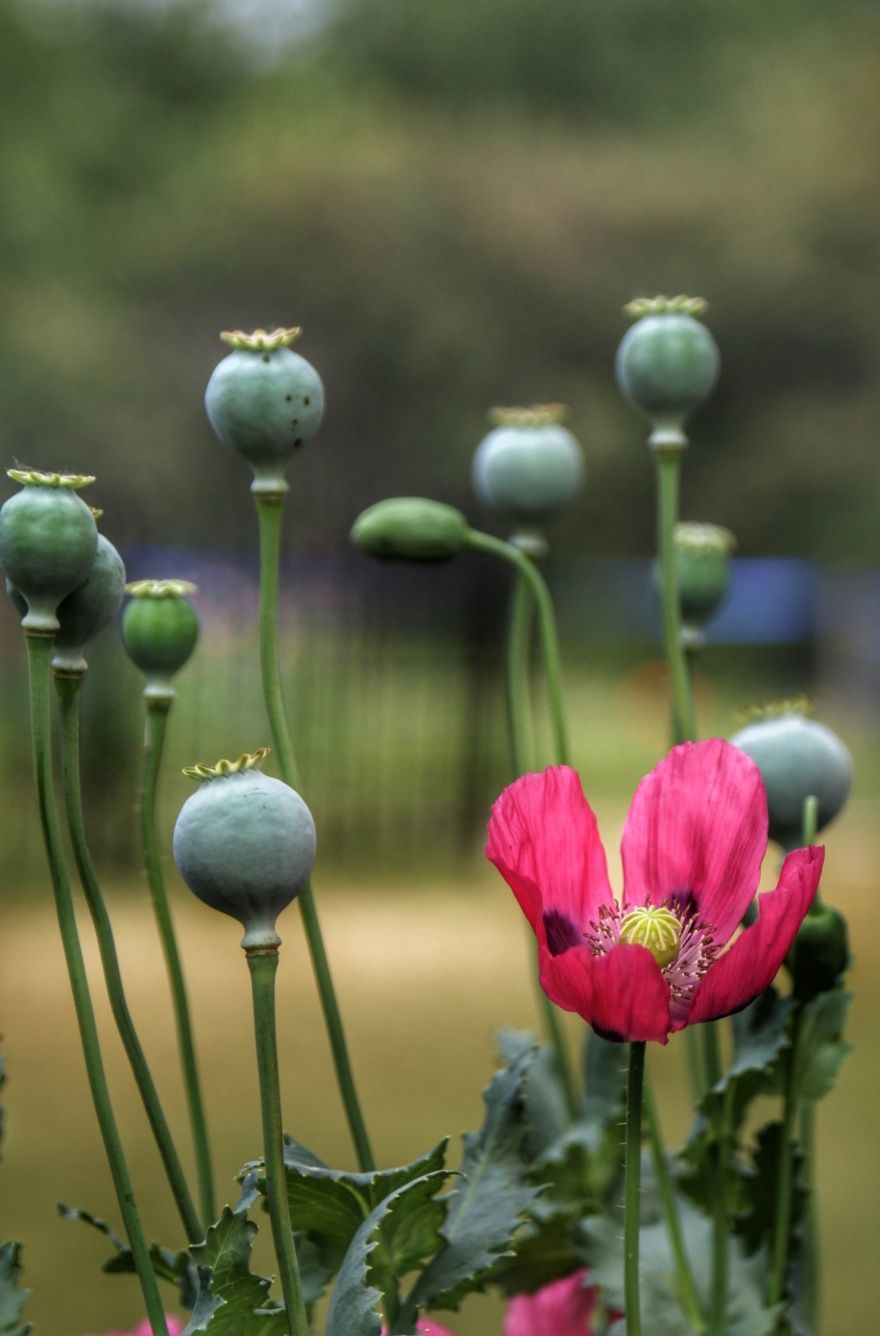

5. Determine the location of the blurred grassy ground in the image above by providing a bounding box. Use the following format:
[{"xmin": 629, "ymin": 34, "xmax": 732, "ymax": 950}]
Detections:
[{"xmin": 1, "ymin": 794, "xmax": 876, "ymax": 1333}]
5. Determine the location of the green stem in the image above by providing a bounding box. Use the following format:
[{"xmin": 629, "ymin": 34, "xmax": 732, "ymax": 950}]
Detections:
[
  {"xmin": 141, "ymin": 698, "xmax": 215, "ymax": 1230},
  {"xmin": 799, "ymin": 1101, "xmax": 820, "ymax": 1333},
  {"xmin": 769, "ymin": 1010, "xmax": 802, "ymax": 1311},
  {"xmin": 700, "ymin": 1024, "xmax": 729, "ymax": 1334},
  {"xmin": 466, "ymin": 529, "xmax": 570, "ymax": 765},
  {"xmin": 255, "ymin": 494, "xmax": 375, "ymax": 1173},
  {"xmin": 655, "ymin": 447, "xmax": 697, "ymax": 744},
  {"xmin": 25, "ymin": 636, "xmax": 168, "ymax": 1336},
  {"xmin": 504, "ymin": 567, "xmax": 579, "ymax": 1120},
  {"xmin": 644, "ymin": 1079, "xmax": 705, "ymax": 1331},
  {"xmin": 55, "ymin": 674, "xmax": 203, "ymax": 1243},
  {"xmin": 246, "ymin": 949, "xmax": 308, "ymax": 1336},
  {"xmin": 624, "ymin": 1040, "xmax": 646, "ymax": 1336}
]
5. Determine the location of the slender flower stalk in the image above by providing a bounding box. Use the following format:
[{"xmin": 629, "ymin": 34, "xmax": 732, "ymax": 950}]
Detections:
[
  {"xmin": 141, "ymin": 697, "xmax": 215, "ymax": 1229},
  {"xmin": 255, "ymin": 493, "xmax": 376, "ymax": 1172},
  {"xmin": 655, "ymin": 441, "xmax": 698, "ymax": 744},
  {"xmin": 25, "ymin": 634, "xmax": 168, "ymax": 1336},
  {"xmin": 465, "ymin": 528, "xmax": 570, "ymax": 766},
  {"xmin": 54, "ymin": 673, "xmax": 202, "ymax": 1243},
  {"xmin": 503, "ymin": 566, "xmax": 579, "ymax": 1120},
  {"xmin": 643, "ymin": 1084, "xmax": 706, "ymax": 1331},
  {"xmin": 247, "ymin": 948, "xmax": 309, "ymax": 1336},
  {"xmin": 624, "ymin": 1040, "xmax": 646, "ymax": 1335}
]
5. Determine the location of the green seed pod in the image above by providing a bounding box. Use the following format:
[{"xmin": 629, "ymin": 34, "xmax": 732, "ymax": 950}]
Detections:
[
  {"xmin": 122, "ymin": 579, "xmax": 199, "ymax": 702},
  {"xmin": 790, "ymin": 902, "xmax": 850, "ymax": 1002},
  {"xmin": 616, "ymin": 296, "xmax": 720, "ymax": 430},
  {"xmin": 651, "ymin": 522, "xmax": 736, "ymax": 644},
  {"xmin": 204, "ymin": 327, "xmax": 325, "ymax": 495},
  {"xmin": 172, "ymin": 749, "xmax": 316, "ymax": 950},
  {"xmin": 730, "ymin": 708, "xmax": 853, "ymax": 849},
  {"xmin": 351, "ymin": 497, "xmax": 469, "ymax": 563},
  {"xmin": 0, "ymin": 469, "xmax": 98, "ymax": 633},
  {"xmin": 472, "ymin": 404, "xmax": 584, "ymax": 532},
  {"xmin": 52, "ymin": 532, "xmax": 126, "ymax": 674}
]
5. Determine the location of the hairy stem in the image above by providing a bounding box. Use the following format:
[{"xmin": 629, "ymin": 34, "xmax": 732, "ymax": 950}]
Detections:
[
  {"xmin": 26, "ymin": 635, "xmax": 168, "ymax": 1336},
  {"xmin": 624, "ymin": 1040, "xmax": 646, "ymax": 1335},
  {"xmin": 255, "ymin": 493, "xmax": 375, "ymax": 1172},
  {"xmin": 644, "ymin": 1079, "xmax": 705, "ymax": 1331}
]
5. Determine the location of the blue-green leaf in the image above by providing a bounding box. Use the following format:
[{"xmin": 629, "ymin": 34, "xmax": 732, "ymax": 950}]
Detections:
[
  {"xmin": 793, "ymin": 988, "xmax": 852, "ymax": 1102},
  {"xmin": 0, "ymin": 1243, "xmax": 30, "ymax": 1336},
  {"xmin": 183, "ymin": 1208, "xmax": 286, "ymax": 1334}
]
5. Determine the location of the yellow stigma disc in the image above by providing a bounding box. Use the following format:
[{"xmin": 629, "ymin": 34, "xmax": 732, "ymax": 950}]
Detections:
[{"xmin": 620, "ymin": 905, "xmax": 681, "ymax": 969}]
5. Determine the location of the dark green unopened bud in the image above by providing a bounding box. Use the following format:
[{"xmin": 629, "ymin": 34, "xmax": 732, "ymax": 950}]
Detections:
[
  {"xmin": 616, "ymin": 297, "xmax": 720, "ymax": 431},
  {"xmin": 172, "ymin": 748, "xmax": 316, "ymax": 951},
  {"xmin": 122, "ymin": 579, "xmax": 199, "ymax": 702},
  {"xmin": 730, "ymin": 709, "xmax": 852, "ymax": 849},
  {"xmin": 204, "ymin": 327, "xmax": 325, "ymax": 495},
  {"xmin": 790, "ymin": 903, "xmax": 850, "ymax": 1001},
  {"xmin": 351, "ymin": 497, "xmax": 469, "ymax": 563},
  {"xmin": 472, "ymin": 404, "xmax": 584, "ymax": 529},
  {"xmin": 0, "ymin": 470, "xmax": 98, "ymax": 633},
  {"xmin": 52, "ymin": 532, "xmax": 126, "ymax": 674}
]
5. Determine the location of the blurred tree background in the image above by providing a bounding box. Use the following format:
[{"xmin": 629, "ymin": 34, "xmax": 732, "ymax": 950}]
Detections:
[{"xmin": 0, "ymin": 0, "xmax": 878, "ymax": 559}]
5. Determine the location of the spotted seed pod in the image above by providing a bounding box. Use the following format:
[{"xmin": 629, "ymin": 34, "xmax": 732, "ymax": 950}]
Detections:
[
  {"xmin": 0, "ymin": 470, "xmax": 98, "ymax": 633},
  {"xmin": 616, "ymin": 296, "xmax": 720, "ymax": 430},
  {"xmin": 122, "ymin": 579, "xmax": 199, "ymax": 702},
  {"xmin": 48, "ymin": 531, "xmax": 127, "ymax": 674},
  {"xmin": 351, "ymin": 497, "xmax": 469, "ymax": 563},
  {"xmin": 472, "ymin": 404, "xmax": 584, "ymax": 535},
  {"xmin": 172, "ymin": 749, "xmax": 316, "ymax": 950},
  {"xmin": 204, "ymin": 327, "xmax": 325, "ymax": 494},
  {"xmin": 730, "ymin": 708, "xmax": 853, "ymax": 849}
]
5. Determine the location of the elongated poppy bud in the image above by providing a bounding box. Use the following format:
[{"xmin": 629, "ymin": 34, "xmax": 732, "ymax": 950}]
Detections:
[
  {"xmin": 472, "ymin": 404, "xmax": 584, "ymax": 533},
  {"xmin": 122, "ymin": 580, "xmax": 199, "ymax": 703},
  {"xmin": 790, "ymin": 902, "xmax": 850, "ymax": 1001},
  {"xmin": 616, "ymin": 296, "xmax": 720, "ymax": 433},
  {"xmin": 0, "ymin": 469, "xmax": 98, "ymax": 633},
  {"xmin": 172, "ymin": 749, "xmax": 316, "ymax": 950},
  {"xmin": 204, "ymin": 327, "xmax": 325, "ymax": 495},
  {"xmin": 351, "ymin": 497, "xmax": 469, "ymax": 562}
]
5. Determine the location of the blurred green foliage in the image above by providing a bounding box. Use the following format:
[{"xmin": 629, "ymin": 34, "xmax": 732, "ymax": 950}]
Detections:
[{"xmin": 0, "ymin": 0, "xmax": 877, "ymax": 560}]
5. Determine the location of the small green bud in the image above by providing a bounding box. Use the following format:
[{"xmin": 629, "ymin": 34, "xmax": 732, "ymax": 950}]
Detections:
[
  {"xmin": 351, "ymin": 497, "xmax": 469, "ymax": 563},
  {"xmin": 730, "ymin": 709, "xmax": 852, "ymax": 849},
  {"xmin": 204, "ymin": 327, "xmax": 325, "ymax": 495},
  {"xmin": 172, "ymin": 748, "xmax": 317, "ymax": 950},
  {"xmin": 0, "ymin": 470, "xmax": 98, "ymax": 633},
  {"xmin": 616, "ymin": 297, "xmax": 720, "ymax": 431},
  {"xmin": 122, "ymin": 580, "xmax": 199, "ymax": 702},
  {"xmin": 52, "ymin": 532, "xmax": 126, "ymax": 674},
  {"xmin": 472, "ymin": 404, "xmax": 584, "ymax": 530},
  {"xmin": 790, "ymin": 903, "xmax": 850, "ymax": 1001}
]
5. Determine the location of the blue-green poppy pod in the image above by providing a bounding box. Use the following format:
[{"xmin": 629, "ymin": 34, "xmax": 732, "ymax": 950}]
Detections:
[
  {"xmin": 472, "ymin": 404, "xmax": 584, "ymax": 534},
  {"xmin": 730, "ymin": 706, "xmax": 853, "ymax": 850},
  {"xmin": 0, "ymin": 469, "xmax": 98, "ymax": 633},
  {"xmin": 122, "ymin": 579, "xmax": 199, "ymax": 702},
  {"xmin": 616, "ymin": 296, "xmax": 720, "ymax": 431},
  {"xmin": 172, "ymin": 749, "xmax": 317, "ymax": 951},
  {"xmin": 351, "ymin": 496, "xmax": 470, "ymax": 563},
  {"xmin": 51, "ymin": 529, "xmax": 126, "ymax": 674},
  {"xmin": 204, "ymin": 327, "xmax": 325, "ymax": 495}
]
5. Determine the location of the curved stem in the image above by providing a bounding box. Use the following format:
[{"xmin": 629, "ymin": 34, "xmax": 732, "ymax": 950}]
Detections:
[
  {"xmin": 255, "ymin": 494, "xmax": 375, "ymax": 1172},
  {"xmin": 644, "ymin": 1080, "xmax": 705, "ymax": 1331},
  {"xmin": 466, "ymin": 529, "xmax": 570, "ymax": 765},
  {"xmin": 246, "ymin": 949, "xmax": 308, "ymax": 1336},
  {"xmin": 141, "ymin": 698, "xmax": 215, "ymax": 1230},
  {"xmin": 55, "ymin": 674, "xmax": 202, "ymax": 1243},
  {"xmin": 25, "ymin": 636, "xmax": 168, "ymax": 1336},
  {"xmin": 624, "ymin": 1040, "xmax": 646, "ymax": 1336},
  {"xmin": 655, "ymin": 449, "xmax": 697, "ymax": 745}
]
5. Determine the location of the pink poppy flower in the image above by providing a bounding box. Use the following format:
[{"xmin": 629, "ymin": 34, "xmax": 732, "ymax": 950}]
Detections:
[
  {"xmin": 505, "ymin": 1269, "xmax": 599, "ymax": 1334},
  {"xmin": 487, "ymin": 739, "xmax": 823, "ymax": 1043},
  {"xmin": 88, "ymin": 1321, "xmax": 184, "ymax": 1336}
]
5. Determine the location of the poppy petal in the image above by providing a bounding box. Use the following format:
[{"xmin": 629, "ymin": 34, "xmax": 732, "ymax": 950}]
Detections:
[
  {"xmin": 684, "ymin": 846, "xmax": 824, "ymax": 1027},
  {"xmin": 504, "ymin": 1269, "xmax": 598, "ymax": 1336},
  {"xmin": 487, "ymin": 766, "xmax": 614, "ymax": 952},
  {"xmin": 540, "ymin": 941, "xmax": 672, "ymax": 1044},
  {"xmin": 621, "ymin": 738, "xmax": 768, "ymax": 945}
]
